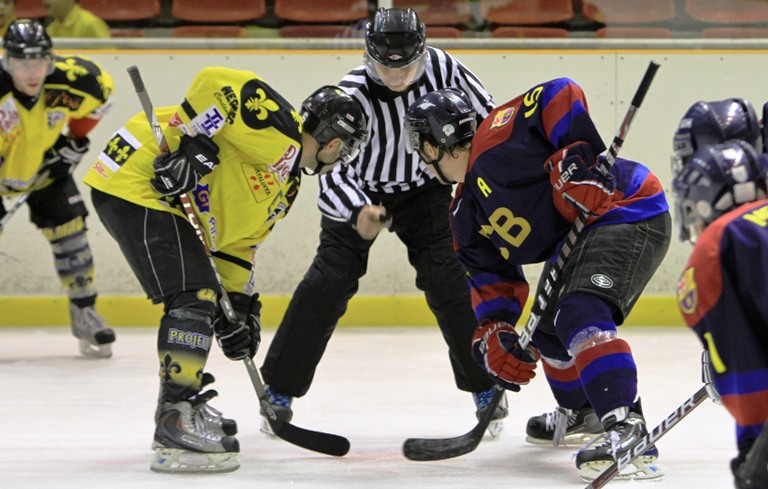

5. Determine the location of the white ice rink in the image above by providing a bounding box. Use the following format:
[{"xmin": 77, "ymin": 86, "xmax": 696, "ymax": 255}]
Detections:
[{"xmin": 0, "ymin": 325, "xmax": 735, "ymax": 489}]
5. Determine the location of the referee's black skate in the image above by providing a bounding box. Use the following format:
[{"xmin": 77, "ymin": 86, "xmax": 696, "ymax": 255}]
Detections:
[
  {"xmin": 526, "ymin": 405, "xmax": 603, "ymax": 446},
  {"xmin": 151, "ymin": 398, "xmax": 240, "ymax": 473},
  {"xmin": 575, "ymin": 404, "xmax": 662, "ymax": 481}
]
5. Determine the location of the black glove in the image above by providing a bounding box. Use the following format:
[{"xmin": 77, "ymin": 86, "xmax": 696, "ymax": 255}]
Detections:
[
  {"xmin": 42, "ymin": 134, "xmax": 90, "ymax": 179},
  {"xmin": 213, "ymin": 292, "xmax": 261, "ymax": 361},
  {"xmin": 150, "ymin": 134, "xmax": 219, "ymax": 197}
]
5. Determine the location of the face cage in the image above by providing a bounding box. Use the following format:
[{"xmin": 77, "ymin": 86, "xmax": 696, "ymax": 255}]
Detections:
[
  {"xmin": 363, "ymin": 51, "xmax": 427, "ymax": 89},
  {"xmin": 335, "ymin": 136, "xmax": 363, "ymax": 166}
]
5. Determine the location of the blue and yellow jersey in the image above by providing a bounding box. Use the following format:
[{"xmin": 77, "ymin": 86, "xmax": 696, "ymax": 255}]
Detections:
[
  {"xmin": 677, "ymin": 199, "xmax": 768, "ymax": 450},
  {"xmin": 450, "ymin": 77, "xmax": 667, "ymax": 325},
  {"xmin": 84, "ymin": 67, "xmax": 303, "ymax": 295},
  {"xmin": 0, "ymin": 54, "xmax": 113, "ymax": 194}
]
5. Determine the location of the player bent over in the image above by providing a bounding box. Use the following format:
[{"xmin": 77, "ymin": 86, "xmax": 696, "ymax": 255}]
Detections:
[
  {"xmin": 672, "ymin": 102, "xmax": 768, "ymax": 489},
  {"xmin": 404, "ymin": 79, "xmax": 671, "ymax": 481},
  {"xmin": 0, "ymin": 20, "xmax": 114, "ymax": 357},
  {"xmin": 83, "ymin": 70, "xmax": 366, "ymax": 473}
]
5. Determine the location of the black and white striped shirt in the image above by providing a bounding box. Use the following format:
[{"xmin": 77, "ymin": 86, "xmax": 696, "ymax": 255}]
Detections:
[{"xmin": 317, "ymin": 46, "xmax": 495, "ymax": 222}]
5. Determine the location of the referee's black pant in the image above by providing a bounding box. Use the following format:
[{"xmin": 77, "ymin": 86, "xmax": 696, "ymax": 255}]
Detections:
[{"xmin": 261, "ymin": 181, "xmax": 494, "ymax": 397}]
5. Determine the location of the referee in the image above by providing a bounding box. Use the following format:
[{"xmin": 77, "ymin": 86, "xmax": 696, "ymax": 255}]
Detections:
[{"xmin": 261, "ymin": 7, "xmax": 505, "ymax": 435}]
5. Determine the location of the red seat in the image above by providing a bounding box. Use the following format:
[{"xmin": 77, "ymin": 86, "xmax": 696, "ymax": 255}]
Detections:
[
  {"xmin": 274, "ymin": 0, "xmax": 368, "ymax": 23},
  {"xmin": 701, "ymin": 27, "xmax": 768, "ymax": 38},
  {"xmin": 583, "ymin": 0, "xmax": 676, "ymax": 24},
  {"xmin": 492, "ymin": 26, "xmax": 569, "ymax": 38},
  {"xmin": 393, "ymin": 0, "xmax": 472, "ymax": 25},
  {"xmin": 79, "ymin": 0, "xmax": 161, "ymax": 22},
  {"xmin": 686, "ymin": 0, "xmax": 768, "ymax": 24},
  {"xmin": 110, "ymin": 28, "xmax": 146, "ymax": 38},
  {"xmin": 596, "ymin": 27, "xmax": 673, "ymax": 38},
  {"xmin": 480, "ymin": 0, "xmax": 574, "ymax": 25},
  {"xmin": 16, "ymin": 0, "xmax": 46, "ymax": 19},
  {"xmin": 171, "ymin": 26, "xmax": 247, "ymax": 38},
  {"xmin": 426, "ymin": 26, "xmax": 462, "ymax": 38},
  {"xmin": 171, "ymin": 0, "xmax": 266, "ymax": 23},
  {"xmin": 278, "ymin": 24, "xmax": 361, "ymax": 37}
]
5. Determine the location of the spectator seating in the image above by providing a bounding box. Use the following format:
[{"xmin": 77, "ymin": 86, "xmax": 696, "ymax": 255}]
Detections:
[
  {"xmin": 582, "ymin": 0, "xmax": 676, "ymax": 24},
  {"xmin": 685, "ymin": 0, "xmax": 768, "ymax": 24},
  {"xmin": 393, "ymin": 0, "xmax": 472, "ymax": 26},
  {"xmin": 274, "ymin": 0, "xmax": 368, "ymax": 23},
  {"xmin": 16, "ymin": 0, "xmax": 46, "ymax": 19},
  {"xmin": 492, "ymin": 26, "xmax": 569, "ymax": 37},
  {"xmin": 480, "ymin": 0, "xmax": 574, "ymax": 26},
  {"xmin": 596, "ymin": 27, "xmax": 673, "ymax": 38},
  {"xmin": 80, "ymin": 0, "xmax": 161, "ymax": 22},
  {"xmin": 171, "ymin": 26, "xmax": 247, "ymax": 37},
  {"xmin": 700, "ymin": 27, "xmax": 768, "ymax": 38},
  {"xmin": 171, "ymin": 0, "xmax": 266, "ymax": 24}
]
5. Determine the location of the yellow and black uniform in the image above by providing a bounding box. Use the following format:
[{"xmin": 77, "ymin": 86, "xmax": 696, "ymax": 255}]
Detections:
[
  {"xmin": 0, "ymin": 54, "xmax": 112, "ymax": 301},
  {"xmin": 85, "ymin": 66, "xmax": 302, "ymax": 400},
  {"xmin": 46, "ymin": 4, "xmax": 111, "ymax": 39}
]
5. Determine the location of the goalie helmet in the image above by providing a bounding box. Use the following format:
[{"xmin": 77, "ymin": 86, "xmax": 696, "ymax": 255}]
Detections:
[
  {"xmin": 301, "ymin": 85, "xmax": 367, "ymax": 166},
  {"xmin": 672, "ymin": 98, "xmax": 760, "ymax": 173},
  {"xmin": 364, "ymin": 8, "xmax": 427, "ymax": 89},
  {"xmin": 672, "ymin": 140, "xmax": 766, "ymax": 242},
  {"xmin": 404, "ymin": 88, "xmax": 477, "ymax": 156}
]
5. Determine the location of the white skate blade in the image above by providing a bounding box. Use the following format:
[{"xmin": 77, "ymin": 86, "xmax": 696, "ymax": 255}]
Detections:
[
  {"xmin": 150, "ymin": 446, "xmax": 239, "ymax": 473},
  {"xmin": 525, "ymin": 432, "xmax": 602, "ymax": 447},
  {"xmin": 78, "ymin": 339, "xmax": 113, "ymax": 359},
  {"xmin": 579, "ymin": 456, "xmax": 665, "ymax": 482},
  {"xmin": 487, "ymin": 419, "xmax": 504, "ymax": 439}
]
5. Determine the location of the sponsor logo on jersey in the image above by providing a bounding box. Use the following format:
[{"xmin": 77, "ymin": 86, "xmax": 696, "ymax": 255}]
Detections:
[
  {"xmin": 44, "ymin": 89, "xmax": 84, "ymax": 111},
  {"xmin": 47, "ymin": 110, "xmax": 66, "ymax": 129},
  {"xmin": 168, "ymin": 111, "xmax": 184, "ymax": 128},
  {"xmin": 677, "ymin": 267, "xmax": 697, "ymax": 315},
  {"xmin": 270, "ymin": 144, "xmax": 298, "ymax": 183},
  {"xmin": 245, "ymin": 167, "xmax": 277, "ymax": 202},
  {"xmin": 490, "ymin": 107, "xmax": 515, "ymax": 128},
  {"xmin": 167, "ymin": 328, "xmax": 211, "ymax": 351},
  {"xmin": 92, "ymin": 160, "xmax": 109, "ymax": 178},
  {"xmin": 193, "ymin": 183, "xmax": 211, "ymax": 213},
  {"xmin": 189, "ymin": 105, "xmax": 225, "ymax": 137},
  {"xmin": 0, "ymin": 98, "xmax": 20, "ymax": 133},
  {"xmin": 214, "ymin": 86, "xmax": 239, "ymax": 125},
  {"xmin": 590, "ymin": 274, "xmax": 614, "ymax": 289}
]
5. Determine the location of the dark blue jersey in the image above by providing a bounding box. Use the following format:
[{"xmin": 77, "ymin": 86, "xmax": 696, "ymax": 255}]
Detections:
[{"xmin": 450, "ymin": 78, "xmax": 668, "ymax": 324}]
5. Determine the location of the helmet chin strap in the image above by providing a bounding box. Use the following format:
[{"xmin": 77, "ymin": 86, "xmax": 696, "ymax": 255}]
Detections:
[
  {"xmin": 301, "ymin": 148, "xmax": 329, "ymax": 176},
  {"xmin": 423, "ymin": 147, "xmax": 455, "ymax": 185}
]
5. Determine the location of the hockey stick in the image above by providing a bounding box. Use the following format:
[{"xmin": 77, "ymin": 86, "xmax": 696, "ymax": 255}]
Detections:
[
  {"xmin": 583, "ymin": 385, "xmax": 710, "ymax": 488},
  {"xmin": 127, "ymin": 65, "xmax": 350, "ymax": 457},
  {"xmin": 402, "ymin": 61, "xmax": 660, "ymax": 462},
  {"xmin": 0, "ymin": 168, "xmax": 50, "ymax": 237}
]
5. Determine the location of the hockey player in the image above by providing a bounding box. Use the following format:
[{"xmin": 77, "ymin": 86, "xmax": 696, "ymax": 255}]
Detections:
[
  {"xmin": 83, "ymin": 71, "xmax": 366, "ymax": 473},
  {"xmin": 673, "ymin": 123, "xmax": 768, "ymax": 487},
  {"xmin": 403, "ymin": 80, "xmax": 671, "ymax": 481},
  {"xmin": 259, "ymin": 7, "xmax": 507, "ymax": 438},
  {"xmin": 0, "ymin": 19, "xmax": 115, "ymax": 357}
]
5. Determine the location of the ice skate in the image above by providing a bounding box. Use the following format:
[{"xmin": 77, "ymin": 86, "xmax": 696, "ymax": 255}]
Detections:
[
  {"xmin": 151, "ymin": 399, "xmax": 240, "ymax": 473},
  {"xmin": 575, "ymin": 406, "xmax": 663, "ymax": 482},
  {"xmin": 526, "ymin": 405, "xmax": 603, "ymax": 446},
  {"xmin": 260, "ymin": 385, "xmax": 293, "ymax": 437},
  {"xmin": 193, "ymin": 374, "xmax": 237, "ymax": 436},
  {"xmin": 69, "ymin": 303, "xmax": 115, "ymax": 358},
  {"xmin": 473, "ymin": 387, "xmax": 508, "ymax": 439}
]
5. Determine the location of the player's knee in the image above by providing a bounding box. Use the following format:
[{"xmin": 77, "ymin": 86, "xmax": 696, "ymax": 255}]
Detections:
[
  {"xmin": 165, "ymin": 289, "xmax": 218, "ymax": 323},
  {"xmin": 554, "ymin": 292, "xmax": 619, "ymax": 355}
]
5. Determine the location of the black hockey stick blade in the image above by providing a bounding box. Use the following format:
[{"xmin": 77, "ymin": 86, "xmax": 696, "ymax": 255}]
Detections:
[
  {"xmin": 244, "ymin": 358, "xmax": 350, "ymax": 457},
  {"xmin": 402, "ymin": 387, "xmax": 503, "ymax": 461}
]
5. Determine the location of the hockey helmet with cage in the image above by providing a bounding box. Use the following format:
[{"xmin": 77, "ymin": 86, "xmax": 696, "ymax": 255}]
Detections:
[
  {"xmin": 364, "ymin": 8, "xmax": 427, "ymax": 89},
  {"xmin": 672, "ymin": 98, "xmax": 760, "ymax": 173},
  {"xmin": 301, "ymin": 85, "xmax": 367, "ymax": 167},
  {"xmin": 404, "ymin": 88, "xmax": 477, "ymax": 158},
  {"xmin": 672, "ymin": 140, "xmax": 767, "ymax": 242},
  {"xmin": 2, "ymin": 19, "xmax": 54, "ymax": 74}
]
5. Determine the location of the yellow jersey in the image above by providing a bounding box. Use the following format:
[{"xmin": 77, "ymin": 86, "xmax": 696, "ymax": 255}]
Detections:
[
  {"xmin": 84, "ymin": 66, "xmax": 304, "ymax": 295},
  {"xmin": 0, "ymin": 54, "xmax": 113, "ymax": 194},
  {"xmin": 46, "ymin": 4, "xmax": 111, "ymax": 39}
]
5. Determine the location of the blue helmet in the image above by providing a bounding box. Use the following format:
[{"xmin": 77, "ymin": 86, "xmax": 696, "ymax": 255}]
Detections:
[
  {"xmin": 403, "ymin": 88, "xmax": 477, "ymax": 156},
  {"xmin": 672, "ymin": 98, "xmax": 760, "ymax": 172},
  {"xmin": 672, "ymin": 140, "xmax": 766, "ymax": 242}
]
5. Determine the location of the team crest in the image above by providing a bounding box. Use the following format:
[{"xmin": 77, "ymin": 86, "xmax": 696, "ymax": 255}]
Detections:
[
  {"xmin": 677, "ymin": 267, "xmax": 698, "ymax": 315},
  {"xmin": 490, "ymin": 107, "xmax": 515, "ymax": 128}
]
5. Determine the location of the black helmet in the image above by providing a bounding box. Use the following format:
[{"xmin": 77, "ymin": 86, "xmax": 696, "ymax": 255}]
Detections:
[
  {"xmin": 672, "ymin": 98, "xmax": 760, "ymax": 172},
  {"xmin": 301, "ymin": 85, "xmax": 367, "ymax": 166},
  {"xmin": 404, "ymin": 88, "xmax": 477, "ymax": 156},
  {"xmin": 3, "ymin": 19, "xmax": 53, "ymax": 59},
  {"xmin": 672, "ymin": 140, "xmax": 765, "ymax": 242},
  {"xmin": 365, "ymin": 8, "xmax": 426, "ymax": 68}
]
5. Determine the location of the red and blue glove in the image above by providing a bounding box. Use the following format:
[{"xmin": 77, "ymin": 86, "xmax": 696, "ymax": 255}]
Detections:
[
  {"xmin": 471, "ymin": 319, "xmax": 539, "ymax": 392},
  {"xmin": 545, "ymin": 141, "xmax": 616, "ymax": 223}
]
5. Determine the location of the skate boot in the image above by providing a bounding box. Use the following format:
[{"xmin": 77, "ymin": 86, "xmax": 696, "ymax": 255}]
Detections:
[
  {"xmin": 473, "ymin": 387, "xmax": 508, "ymax": 439},
  {"xmin": 575, "ymin": 404, "xmax": 663, "ymax": 481},
  {"xmin": 260, "ymin": 385, "xmax": 293, "ymax": 437},
  {"xmin": 69, "ymin": 303, "xmax": 115, "ymax": 358},
  {"xmin": 151, "ymin": 398, "xmax": 240, "ymax": 473},
  {"xmin": 194, "ymin": 374, "xmax": 237, "ymax": 436},
  {"xmin": 525, "ymin": 405, "xmax": 603, "ymax": 447}
]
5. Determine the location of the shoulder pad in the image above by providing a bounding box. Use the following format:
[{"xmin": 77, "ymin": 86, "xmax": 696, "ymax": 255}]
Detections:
[
  {"xmin": 46, "ymin": 55, "xmax": 111, "ymax": 102},
  {"xmin": 239, "ymin": 78, "xmax": 301, "ymax": 140}
]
